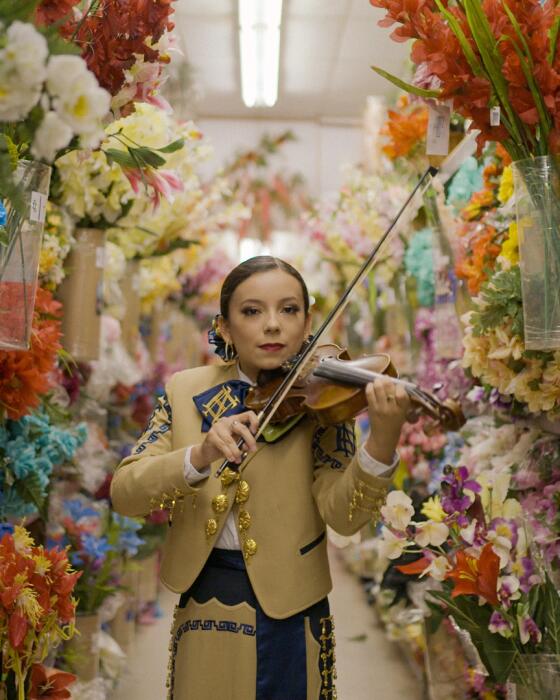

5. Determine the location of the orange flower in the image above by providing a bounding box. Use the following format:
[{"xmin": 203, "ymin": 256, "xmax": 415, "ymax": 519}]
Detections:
[
  {"xmin": 381, "ymin": 104, "xmax": 429, "ymax": 159},
  {"xmin": 456, "ymin": 224, "xmax": 503, "ymax": 294},
  {"xmin": 0, "ymin": 288, "xmax": 62, "ymax": 419},
  {"xmin": 446, "ymin": 543, "xmax": 500, "ymax": 606},
  {"xmin": 29, "ymin": 664, "xmax": 76, "ymax": 700}
]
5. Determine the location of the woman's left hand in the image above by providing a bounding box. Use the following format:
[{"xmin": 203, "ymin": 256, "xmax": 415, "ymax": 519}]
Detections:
[{"xmin": 363, "ymin": 375, "xmax": 410, "ymax": 466}]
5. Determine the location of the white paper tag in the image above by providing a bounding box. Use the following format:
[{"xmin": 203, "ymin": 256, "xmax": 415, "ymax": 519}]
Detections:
[
  {"xmin": 426, "ymin": 100, "xmax": 452, "ymax": 156},
  {"xmin": 95, "ymin": 246, "xmax": 106, "ymax": 269},
  {"xmin": 506, "ymin": 682, "xmax": 517, "ymax": 700},
  {"xmin": 30, "ymin": 191, "xmax": 47, "ymax": 223},
  {"xmin": 490, "ymin": 106, "xmax": 501, "ymax": 126}
]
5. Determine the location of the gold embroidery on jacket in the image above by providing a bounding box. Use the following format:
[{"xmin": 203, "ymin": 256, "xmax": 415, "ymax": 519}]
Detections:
[
  {"xmin": 201, "ymin": 385, "xmax": 240, "ymax": 423},
  {"xmin": 348, "ymin": 480, "xmax": 386, "ymax": 523}
]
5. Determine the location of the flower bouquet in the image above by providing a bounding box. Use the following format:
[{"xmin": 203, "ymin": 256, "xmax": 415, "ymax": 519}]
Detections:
[
  {"xmin": 0, "ymin": 526, "xmax": 80, "ymax": 700},
  {"xmin": 370, "ymin": 0, "xmax": 560, "ymax": 348},
  {"xmin": 379, "ymin": 466, "xmax": 560, "ymax": 696},
  {"xmin": 48, "ymin": 498, "xmax": 144, "ymax": 613}
]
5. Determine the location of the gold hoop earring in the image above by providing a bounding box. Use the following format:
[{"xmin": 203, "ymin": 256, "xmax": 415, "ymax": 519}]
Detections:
[{"xmin": 224, "ymin": 340, "xmax": 237, "ymax": 362}]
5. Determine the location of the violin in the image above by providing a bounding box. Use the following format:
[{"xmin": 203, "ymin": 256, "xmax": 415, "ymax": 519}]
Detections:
[
  {"xmin": 245, "ymin": 343, "xmax": 465, "ymax": 432},
  {"xmin": 215, "ymin": 143, "xmax": 474, "ymax": 478}
]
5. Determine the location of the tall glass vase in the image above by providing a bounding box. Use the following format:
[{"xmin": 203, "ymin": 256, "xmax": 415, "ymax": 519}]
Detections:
[
  {"xmin": 511, "ymin": 654, "xmax": 560, "ymax": 700},
  {"xmin": 512, "ymin": 156, "xmax": 560, "ymax": 350},
  {"xmin": 0, "ymin": 160, "xmax": 52, "ymax": 350}
]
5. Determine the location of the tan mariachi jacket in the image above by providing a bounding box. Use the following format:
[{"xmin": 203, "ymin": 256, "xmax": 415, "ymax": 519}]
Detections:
[{"xmin": 110, "ymin": 362, "xmax": 392, "ymax": 620}]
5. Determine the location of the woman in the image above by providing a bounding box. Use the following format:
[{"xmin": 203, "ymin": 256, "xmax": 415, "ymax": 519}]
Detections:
[{"xmin": 111, "ymin": 256, "xmax": 410, "ymax": 700}]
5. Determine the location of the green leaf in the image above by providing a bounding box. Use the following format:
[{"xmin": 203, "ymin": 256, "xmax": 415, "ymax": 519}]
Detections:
[
  {"xmin": 0, "ymin": 0, "xmax": 41, "ymax": 21},
  {"xmin": 433, "ymin": 0, "xmax": 485, "ymax": 78},
  {"xmin": 157, "ymin": 138, "xmax": 185, "ymax": 154},
  {"xmin": 370, "ymin": 66, "xmax": 442, "ymax": 99},
  {"xmin": 542, "ymin": 574, "xmax": 560, "ymax": 654},
  {"xmin": 549, "ymin": 16, "xmax": 560, "ymax": 66},
  {"xmin": 104, "ymin": 148, "xmax": 137, "ymax": 169},
  {"xmin": 129, "ymin": 146, "xmax": 166, "ymax": 169},
  {"xmin": 501, "ymin": 2, "xmax": 551, "ymax": 142},
  {"xmin": 13, "ymin": 471, "xmax": 46, "ymax": 519},
  {"xmin": 429, "ymin": 591, "xmax": 516, "ymax": 683}
]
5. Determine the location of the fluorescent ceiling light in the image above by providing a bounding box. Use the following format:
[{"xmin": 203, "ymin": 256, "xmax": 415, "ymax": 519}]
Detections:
[{"xmin": 239, "ymin": 0, "xmax": 282, "ymax": 108}]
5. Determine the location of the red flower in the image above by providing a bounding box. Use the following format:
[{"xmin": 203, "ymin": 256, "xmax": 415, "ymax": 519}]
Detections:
[
  {"xmin": 8, "ymin": 612, "xmax": 29, "ymax": 650},
  {"xmin": 397, "ymin": 555, "xmax": 432, "ymax": 575},
  {"xmin": 35, "ymin": 0, "xmax": 80, "ymax": 26},
  {"xmin": 29, "ymin": 664, "xmax": 76, "ymax": 700},
  {"xmin": 62, "ymin": 0, "xmax": 177, "ymax": 96},
  {"xmin": 446, "ymin": 543, "xmax": 500, "ymax": 606}
]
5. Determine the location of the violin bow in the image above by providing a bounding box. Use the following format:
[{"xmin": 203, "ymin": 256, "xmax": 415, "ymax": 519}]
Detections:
[{"xmin": 215, "ymin": 131, "xmax": 479, "ymax": 477}]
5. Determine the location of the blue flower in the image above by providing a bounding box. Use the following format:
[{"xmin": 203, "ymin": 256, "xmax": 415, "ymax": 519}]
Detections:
[
  {"xmin": 446, "ymin": 156, "xmax": 483, "ymax": 210},
  {"xmin": 405, "ymin": 228, "xmax": 434, "ymax": 307},
  {"xmin": 63, "ymin": 498, "xmax": 99, "ymax": 522},
  {"xmin": 81, "ymin": 534, "xmax": 113, "ymax": 563}
]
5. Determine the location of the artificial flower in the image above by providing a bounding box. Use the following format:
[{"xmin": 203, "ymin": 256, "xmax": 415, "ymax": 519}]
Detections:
[
  {"xmin": 498, "ymin": 222, "xmax": 519, "ymax": 267},
  {"xmin": 0, "ymin": 288, "xmax": 63, "ymax": 420},
  {"xmin": 0, "ymin": 21, "xmax": 48, "ymax": 121},
  {"xmin": 31, "ymin": 111, "xmax": 73, "ymax": 162},
  {"xmin": 517, "ymin": 607, "xmax": 542, "ymax": 645},
  {"xmin": 28, "ymin": 664, "xmax": 76, "ymax": 700},
  {"xmin": 378, "ymin": 526, "xmax": 411, "ymax": 560},
  {"xmin": 413, "ymin": 520, "xmax": 449, "ymax": 547},
  {"xmin": 446, "ymin": 543, "xmax": 500, "ymax": 606},
  {"xmin": 488, "ymin": 611, "xmax": 513, "ymax": 639},
  {"xmin": 421, "ymin": 495, "xmax": 446, "ymax": 523},
  {"xmin": 380, "ymin": 490, "xmax": 415, "ymax": 530}
]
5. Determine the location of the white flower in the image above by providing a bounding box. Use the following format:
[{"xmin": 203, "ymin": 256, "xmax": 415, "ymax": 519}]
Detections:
[
  {"xmin": 424, "ymin": 555, "xmax": 450, "ymax": 581},
  {"xmin": 460, "ymin": 520, "xmax": 477, "ymax": 545},
  {"xmin": 6, "ymin": 21, "xmax": 48, "ymax": 84},
  {"xmin": 31, "ymin": 111, "xmax": 73, "ymax": 162},
  {"xmin": 378, "ymin": 527, "xmax": 410, "ymax": 560},
  {"xmin": 0, "ymin": 21, "xmax": 47, "ymax": 121},
  {"xmin": 380, "ymin": 490, "xmax": 414, "ymax": 531},
  {"xmin": 46, "ymin": 55, "xmax": 110, "ymax": 137},
  {"xmin": 413, "ymin": 521, "xmax": 449, "ymax": 548}
]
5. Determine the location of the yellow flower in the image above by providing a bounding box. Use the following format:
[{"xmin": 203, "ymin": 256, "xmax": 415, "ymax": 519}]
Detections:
[
  {"xmin": 13, "ymin": 525, "xmax": 34, "ymax": 554},
  {"xmin": 420, "ymin": 495, "xmax": 446, "ymax": 523},
  {"xmin": 498, "ymin": 165, "xmax": 513, "ymax": 204},
  {"xmin": 500, "ymin": 222, "xmax": 519, "ymax": 266},
  {"xmin": 32, "ymin": 552, "xmax": 52, "ymax": 577}
]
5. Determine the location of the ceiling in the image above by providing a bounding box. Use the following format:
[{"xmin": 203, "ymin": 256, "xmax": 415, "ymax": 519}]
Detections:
[{"xmin": 173, "ymin": 0, "xmax": 411, "ymax": 122}]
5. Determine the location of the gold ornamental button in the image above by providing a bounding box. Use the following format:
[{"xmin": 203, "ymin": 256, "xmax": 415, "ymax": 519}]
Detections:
[
  {"xmin": 235, "ymin": 480, "xmax": 250, "ymax": 504},
  {"xmin": 212, "ymin": 494, "xmax": 229, "ymax": 514},
  {"xmin": 243, "ymin": 538, "xmax": 257, "ymax": 558},
  {"xmin": 220, "ymin": 467, "xmax": 240, "ymax": 487},
  {"xmin": 238, "ymin": 509, "xmax": 251, "ymax": 531},
  {"xmin": 205, "ymin": 518, "xmax": 218, "ymax": 537}
]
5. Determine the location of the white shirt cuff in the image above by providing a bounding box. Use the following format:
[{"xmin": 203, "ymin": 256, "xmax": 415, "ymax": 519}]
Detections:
[
  {"xmin": 183, "ymin": 446, "xmax": 211, "ymax": 484},
  {"xmin": 357, "ymin": 443, "xmax": 399, "ymax": 478}
]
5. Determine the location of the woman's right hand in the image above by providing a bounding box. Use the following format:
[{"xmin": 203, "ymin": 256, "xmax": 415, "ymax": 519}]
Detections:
[{"xmin": 190, "ymin": 411, "xmax": 259, "ymax": 470}]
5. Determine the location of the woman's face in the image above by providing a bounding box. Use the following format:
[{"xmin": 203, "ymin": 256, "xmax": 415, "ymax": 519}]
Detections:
[{"xmin": 219, "ymin": 268, "xmax": 311, "ymax": 382}]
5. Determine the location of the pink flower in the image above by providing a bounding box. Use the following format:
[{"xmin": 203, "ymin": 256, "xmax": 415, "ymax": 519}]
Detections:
[
  {"xmin": 489, "ymin": 611, "xmax": 513, "ymax": 638},
  {"xmin": 124, "ymin": 168, "xmax": 183, "ymax": 208}
]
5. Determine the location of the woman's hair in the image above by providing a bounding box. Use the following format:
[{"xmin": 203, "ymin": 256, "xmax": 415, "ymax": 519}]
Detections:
[{"xmin": 220, "ymin": 256, "xmax": 310, "ymax": 319}]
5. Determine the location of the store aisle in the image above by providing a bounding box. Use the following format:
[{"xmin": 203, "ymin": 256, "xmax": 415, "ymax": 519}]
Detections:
[{"xmin": 112, "ymin": 548, "xmax": 422, "ymax": 700}]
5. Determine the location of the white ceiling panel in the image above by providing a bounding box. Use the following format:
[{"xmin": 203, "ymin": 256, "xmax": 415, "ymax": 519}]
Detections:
[
  {"xmin": 175, "ymin": 0, "xmax": 232, "ymax": 17},
  {"xmin": 289, "ymin": 0, "xmax": 352, "ymax": 18},
  {"xmin": 173, "ymin": 0, "xmax": 410, "ymax": 120}
]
